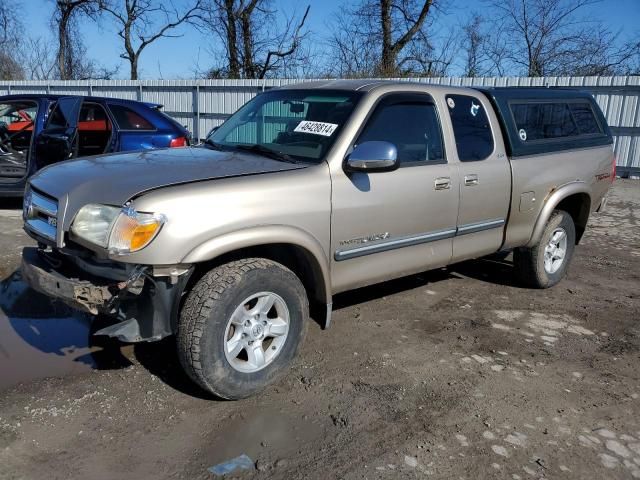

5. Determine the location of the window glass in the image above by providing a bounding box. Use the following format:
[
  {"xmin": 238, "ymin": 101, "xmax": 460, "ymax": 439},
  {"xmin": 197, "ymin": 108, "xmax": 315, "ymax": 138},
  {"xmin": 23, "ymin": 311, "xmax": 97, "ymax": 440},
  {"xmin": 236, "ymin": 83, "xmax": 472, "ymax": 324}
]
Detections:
[
  {"xmin": 569, "ymin": 102, "xmax": 602, "ymax": 135},
  {"xmin": 210, "ymin": 90, "xmax": 361, "ymax": 162},
  {"xmin": 357, "ymin": 100, "xmax": 445, "ymax": 163},
  {"xmin": 510, "ymin": 102, "xmax": 583, "ymax": 141},
  {"xmin": 0, "ymin": 101, "xmax": 38, "ymax": 164},
  {"xmin": 0, "ymin": 102, "xmax": 37, "ymax": 127},
  {"xmin": 446, "ymin": 94, "xmax": 494, "ymax": 161},
  {"xmin": 47, "ymin": 103, "xmax": 71, "ymax": 129},
  {"xmin": 108, "ymin": 104, "xmax": 154, "ymax": 130},
  {"xmin": 79, "ymin": 103, "xmax": 111, "ymax": 130}
]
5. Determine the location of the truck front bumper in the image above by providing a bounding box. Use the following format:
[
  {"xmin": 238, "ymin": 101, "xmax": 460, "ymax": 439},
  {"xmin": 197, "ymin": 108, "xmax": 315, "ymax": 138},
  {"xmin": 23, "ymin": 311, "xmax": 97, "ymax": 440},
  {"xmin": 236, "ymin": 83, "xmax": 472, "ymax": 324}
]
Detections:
[
  {"xmin": 21, "ymin": 247, "xmax": 193, "ymax": 343},
  {"xmin": 21, "ymin": 247, "xmax": 116, "ymax": 315}
]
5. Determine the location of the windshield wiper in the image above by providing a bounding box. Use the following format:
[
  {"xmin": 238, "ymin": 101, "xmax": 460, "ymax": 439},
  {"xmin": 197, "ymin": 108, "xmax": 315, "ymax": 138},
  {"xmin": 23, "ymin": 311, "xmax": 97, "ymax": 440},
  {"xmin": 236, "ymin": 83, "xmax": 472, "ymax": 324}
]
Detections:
[
  {"xmin": 203, "ymin": 138, "xmax": 228, "ymax": 151},
  {"xmin": 233, "ymin": 144, "xmax": 297, "ymax": 163}
]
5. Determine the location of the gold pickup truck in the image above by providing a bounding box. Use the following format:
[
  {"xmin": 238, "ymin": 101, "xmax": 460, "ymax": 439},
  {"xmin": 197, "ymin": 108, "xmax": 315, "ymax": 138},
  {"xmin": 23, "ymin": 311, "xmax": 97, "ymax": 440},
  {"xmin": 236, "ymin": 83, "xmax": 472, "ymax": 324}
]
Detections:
[{"xmin": 20, "ymin": 80, "xmax": 615, "ymax": 399}]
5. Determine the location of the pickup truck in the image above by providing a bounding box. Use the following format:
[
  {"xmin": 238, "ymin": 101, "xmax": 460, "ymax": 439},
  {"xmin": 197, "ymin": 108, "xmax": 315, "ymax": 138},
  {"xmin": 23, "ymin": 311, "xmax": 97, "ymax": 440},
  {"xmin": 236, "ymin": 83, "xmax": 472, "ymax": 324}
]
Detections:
[{"xmin": 20, "ymin": 80, "xmax": 615, "ymax": 399}]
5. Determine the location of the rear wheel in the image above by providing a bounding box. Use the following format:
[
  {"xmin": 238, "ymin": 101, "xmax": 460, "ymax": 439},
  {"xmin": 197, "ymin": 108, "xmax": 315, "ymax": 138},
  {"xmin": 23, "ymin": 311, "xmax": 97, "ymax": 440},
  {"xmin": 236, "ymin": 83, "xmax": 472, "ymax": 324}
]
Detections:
[
  {"xmin": 177, "ymin": 258, "xmax": 308, "ymax": 399},
  {"xmin": 514, "ymin": 210, "xmax": 576, "ymax": 288}
]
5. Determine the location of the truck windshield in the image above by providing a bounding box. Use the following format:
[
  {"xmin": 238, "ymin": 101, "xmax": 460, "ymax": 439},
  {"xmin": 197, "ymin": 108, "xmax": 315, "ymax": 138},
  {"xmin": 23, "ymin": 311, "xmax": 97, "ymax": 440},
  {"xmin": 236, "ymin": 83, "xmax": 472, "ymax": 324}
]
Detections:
[{"xmin": 207, "ymin": 89, "xmax": 362, "ymax": 163}]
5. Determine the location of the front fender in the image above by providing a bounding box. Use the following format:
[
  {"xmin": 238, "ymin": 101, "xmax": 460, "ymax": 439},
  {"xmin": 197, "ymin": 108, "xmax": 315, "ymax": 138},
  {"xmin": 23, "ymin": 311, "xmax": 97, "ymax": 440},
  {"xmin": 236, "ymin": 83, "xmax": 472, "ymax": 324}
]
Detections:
[
  {"xmin": 526, "ymin": 181, "xmax": 591, "ymax": 247},
  {"xmin": 181, "ymin": 225, "xmax": 332, "ymax": 304}
]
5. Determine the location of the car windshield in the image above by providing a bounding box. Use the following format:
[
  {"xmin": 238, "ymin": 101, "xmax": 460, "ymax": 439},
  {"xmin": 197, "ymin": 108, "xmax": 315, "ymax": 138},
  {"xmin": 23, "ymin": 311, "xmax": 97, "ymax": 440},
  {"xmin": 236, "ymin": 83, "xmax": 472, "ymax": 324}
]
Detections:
[{"xmin": 207, "ymin": 89, "xmax": 362, "ymax": 163}]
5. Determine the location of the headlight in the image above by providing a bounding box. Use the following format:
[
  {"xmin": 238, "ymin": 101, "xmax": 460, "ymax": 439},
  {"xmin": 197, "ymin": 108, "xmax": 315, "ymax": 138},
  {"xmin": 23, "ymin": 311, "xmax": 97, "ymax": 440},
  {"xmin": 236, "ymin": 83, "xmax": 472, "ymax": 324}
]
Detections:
[
  {"xmin": 71, "ymin": 204, "xmax": 121, "ymax": 247},
  {"xmin": 71, "ymin": 204, "xmax": 166, "ymax": 254}
]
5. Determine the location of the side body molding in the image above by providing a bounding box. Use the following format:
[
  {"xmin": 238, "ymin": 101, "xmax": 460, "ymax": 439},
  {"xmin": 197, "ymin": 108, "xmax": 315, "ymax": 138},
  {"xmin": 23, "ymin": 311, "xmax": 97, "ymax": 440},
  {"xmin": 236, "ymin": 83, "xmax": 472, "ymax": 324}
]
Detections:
[
  {"xmin": 181, "ymin": 225, "xmax": 332, "ymax": 306},
  {"xmin": 526, "ymin": 181, "xmax": 591, "ymax": 247}
]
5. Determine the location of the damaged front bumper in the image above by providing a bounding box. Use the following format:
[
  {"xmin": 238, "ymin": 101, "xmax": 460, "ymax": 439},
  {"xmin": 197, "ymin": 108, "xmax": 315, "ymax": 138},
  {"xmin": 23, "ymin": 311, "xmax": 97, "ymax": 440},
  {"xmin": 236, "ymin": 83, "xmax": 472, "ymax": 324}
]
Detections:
[{"xmin": 21, "ymin": 247, "xmax": 192, "ymax": 343}]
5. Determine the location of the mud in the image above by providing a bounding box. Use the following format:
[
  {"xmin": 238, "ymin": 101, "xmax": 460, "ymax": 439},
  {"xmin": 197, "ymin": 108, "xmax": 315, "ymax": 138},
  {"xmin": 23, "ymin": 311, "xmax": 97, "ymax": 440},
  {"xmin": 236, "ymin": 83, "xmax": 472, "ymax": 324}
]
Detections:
[{"xmin": 0, "ymin": 180, "xmax": 638, "ymax": 480}]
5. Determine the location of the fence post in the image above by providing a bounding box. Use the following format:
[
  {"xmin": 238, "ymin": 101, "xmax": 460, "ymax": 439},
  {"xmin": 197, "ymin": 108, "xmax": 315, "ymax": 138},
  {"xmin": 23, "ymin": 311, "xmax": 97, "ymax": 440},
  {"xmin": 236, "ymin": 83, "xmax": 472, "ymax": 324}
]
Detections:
[{"xmin": 194, "ymin": 83, "xmax": 200, "ymax": 141}]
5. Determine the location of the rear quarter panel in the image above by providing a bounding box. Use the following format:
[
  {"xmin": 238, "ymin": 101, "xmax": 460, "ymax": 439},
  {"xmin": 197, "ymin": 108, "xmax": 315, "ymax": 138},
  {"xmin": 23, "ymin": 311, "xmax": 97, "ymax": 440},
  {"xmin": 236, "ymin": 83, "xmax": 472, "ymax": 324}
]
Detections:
[{"xmin": 504, "ymin": 144, "xmax": 614, "ymax": 248}]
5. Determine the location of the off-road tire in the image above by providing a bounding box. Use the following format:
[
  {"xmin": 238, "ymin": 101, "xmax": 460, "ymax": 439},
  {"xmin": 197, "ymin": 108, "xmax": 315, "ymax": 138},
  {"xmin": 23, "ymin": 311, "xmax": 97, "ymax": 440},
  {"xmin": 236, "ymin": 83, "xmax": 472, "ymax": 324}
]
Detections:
[
  {"xmin": 514, "ymin": 210, "xmax": 576, "ymax": 289},
  {"xmin": 177, "ymin": 258, "xmax": 308, "ymax": 399}
]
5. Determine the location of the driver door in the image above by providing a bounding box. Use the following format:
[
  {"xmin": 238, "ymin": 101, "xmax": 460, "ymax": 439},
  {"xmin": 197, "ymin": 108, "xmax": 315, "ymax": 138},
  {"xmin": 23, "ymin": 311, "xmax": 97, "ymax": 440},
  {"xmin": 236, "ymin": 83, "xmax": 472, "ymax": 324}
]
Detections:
[
  {"xmin": 34, "ymin": 97, "xmax": 82, "ymax": 169},
  {"xmin": 330, "ymin": 93, "xmax": 459, "ymax": 292}
]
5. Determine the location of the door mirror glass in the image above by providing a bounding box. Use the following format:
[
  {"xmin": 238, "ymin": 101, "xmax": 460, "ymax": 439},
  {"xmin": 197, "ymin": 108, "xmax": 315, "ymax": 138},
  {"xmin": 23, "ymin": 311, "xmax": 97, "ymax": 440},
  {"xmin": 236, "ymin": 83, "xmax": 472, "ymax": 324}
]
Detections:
[{"xmin": 345, "ymin": 141, "xmax": 399, "ymax": 172}]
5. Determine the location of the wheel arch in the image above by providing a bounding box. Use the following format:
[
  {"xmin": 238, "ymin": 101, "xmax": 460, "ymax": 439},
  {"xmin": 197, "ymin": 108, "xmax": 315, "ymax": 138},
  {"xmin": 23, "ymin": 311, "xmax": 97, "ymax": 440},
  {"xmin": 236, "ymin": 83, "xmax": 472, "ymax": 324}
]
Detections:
[
  {"xmin": 527, "ymin": 182, "xmax": 592, "ymax": 247},
  {"xmin": 181, "ymin": 226, "xmax": 332, "ymax": 326}
]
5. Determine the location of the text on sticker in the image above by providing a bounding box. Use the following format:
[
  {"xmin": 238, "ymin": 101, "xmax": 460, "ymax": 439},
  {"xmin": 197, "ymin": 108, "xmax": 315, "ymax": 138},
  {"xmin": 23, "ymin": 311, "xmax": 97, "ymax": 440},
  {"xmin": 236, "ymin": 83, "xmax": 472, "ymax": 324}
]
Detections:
[{"xmin": 294, "ymin": 121, "xmax": 339, "ymax": 137}]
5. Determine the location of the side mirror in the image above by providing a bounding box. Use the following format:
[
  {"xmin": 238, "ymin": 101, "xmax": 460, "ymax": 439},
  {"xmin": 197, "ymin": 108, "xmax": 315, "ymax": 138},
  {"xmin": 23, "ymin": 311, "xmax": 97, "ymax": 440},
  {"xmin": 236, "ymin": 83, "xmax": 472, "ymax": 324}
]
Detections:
[
  {"xmin": 345, "ymin": 141, "xmax": 399, "ymax": 172},
  {"xmin": 207, "ymin": 126, "xmax": 219, "ymax": 137}
]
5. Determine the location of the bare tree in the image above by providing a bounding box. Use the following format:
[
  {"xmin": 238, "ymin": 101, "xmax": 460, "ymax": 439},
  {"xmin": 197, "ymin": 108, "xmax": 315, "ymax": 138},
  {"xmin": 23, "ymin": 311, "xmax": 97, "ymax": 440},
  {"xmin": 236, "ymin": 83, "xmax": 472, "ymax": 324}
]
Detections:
[
  {"xmin": 324, "ymin": 11, "xmax": 379, "ymax": 78},
  {"xmin": 198, "ymin": 0, "xmax": 310, "ymax": 79},
  {"xmin": 485, "ymin": 0, "xmax": 640, "ymax": 76},
  {"xmin": 460, "ymin": 14, "xmax": 483, "ymax": 77},
  {"xmin": 379, "ymin": 0, "xmax": 435, "ymax": 75},
  {"xmin": 99, "ymin": 0, "xmax": 204, "ymax": 80},
  {"xmin": 52, "ymin": 0, "xmax": 103, "ymax": 79},
  {"xmin": 22, "ymin": 37, "xmax": 58, "ymax": 80},
  {"xmin": 0, "ymin": 2, "xmax": 25, "ymax": 79},
  {"xmin": 327, "ymin": 0, "xmax": 442, "ymax": 77}
]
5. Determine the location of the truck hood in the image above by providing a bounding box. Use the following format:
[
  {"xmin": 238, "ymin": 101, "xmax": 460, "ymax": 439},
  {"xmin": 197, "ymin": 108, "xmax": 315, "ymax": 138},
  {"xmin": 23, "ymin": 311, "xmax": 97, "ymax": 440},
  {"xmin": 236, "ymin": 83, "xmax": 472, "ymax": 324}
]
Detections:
[{"xmin": 29, "ymin": 146, "xmax": 307, "ymax": 206}]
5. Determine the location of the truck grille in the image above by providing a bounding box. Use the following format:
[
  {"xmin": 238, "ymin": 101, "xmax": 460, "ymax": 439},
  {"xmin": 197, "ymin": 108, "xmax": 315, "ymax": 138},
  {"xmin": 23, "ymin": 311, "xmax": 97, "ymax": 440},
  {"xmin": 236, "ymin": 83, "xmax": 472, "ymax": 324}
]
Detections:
[{"xmin": 23, "ymin": 187, "xmax": 58, "ymax": 243}]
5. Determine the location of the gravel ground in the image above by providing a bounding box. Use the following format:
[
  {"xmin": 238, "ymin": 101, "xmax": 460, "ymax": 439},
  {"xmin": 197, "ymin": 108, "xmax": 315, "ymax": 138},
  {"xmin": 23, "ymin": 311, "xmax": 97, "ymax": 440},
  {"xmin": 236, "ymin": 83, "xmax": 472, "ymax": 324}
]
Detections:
[{"xmin": 0, "ymin": 180, "xmax": 638, "ymax": 480}]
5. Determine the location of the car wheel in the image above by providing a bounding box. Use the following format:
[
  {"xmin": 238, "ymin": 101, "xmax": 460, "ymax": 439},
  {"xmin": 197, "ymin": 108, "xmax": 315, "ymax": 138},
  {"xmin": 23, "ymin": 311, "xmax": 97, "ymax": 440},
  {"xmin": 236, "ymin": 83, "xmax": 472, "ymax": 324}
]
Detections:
[
  {"xmin": 177, "ymin": 258, "xmax": 308, "ymax": 399},
  {"xmin": 514, "ymin": 210, "xmax": 576, "ymax": 289}
]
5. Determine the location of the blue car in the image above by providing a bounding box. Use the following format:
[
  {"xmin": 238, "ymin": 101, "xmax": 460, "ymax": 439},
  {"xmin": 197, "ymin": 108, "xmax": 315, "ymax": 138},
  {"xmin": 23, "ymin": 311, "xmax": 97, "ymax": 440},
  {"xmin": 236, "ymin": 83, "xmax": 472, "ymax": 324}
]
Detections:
[{"xmin": 0, "ymin": 95, "xmax": 190, "ymax": 196}]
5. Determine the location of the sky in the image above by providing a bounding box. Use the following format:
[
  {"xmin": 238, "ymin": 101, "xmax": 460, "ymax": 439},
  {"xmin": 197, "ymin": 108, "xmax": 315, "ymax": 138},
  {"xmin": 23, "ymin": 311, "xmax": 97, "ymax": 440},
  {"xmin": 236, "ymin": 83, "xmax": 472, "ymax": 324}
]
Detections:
[{"xmin": 20, "ymin": 0, "xmax": 640, "ymax": 79}]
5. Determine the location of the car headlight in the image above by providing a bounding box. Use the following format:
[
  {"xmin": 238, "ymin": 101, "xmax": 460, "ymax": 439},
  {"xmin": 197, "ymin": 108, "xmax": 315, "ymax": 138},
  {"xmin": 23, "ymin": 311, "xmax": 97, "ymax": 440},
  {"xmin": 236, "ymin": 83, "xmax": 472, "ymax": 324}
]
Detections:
[
  {"xmin": 71, "ymin": 204, "xmax": 121, "ymax": 247},
  {"xmin": 71, "ymin": 204, "xmax": 166, "ymax": 254}
]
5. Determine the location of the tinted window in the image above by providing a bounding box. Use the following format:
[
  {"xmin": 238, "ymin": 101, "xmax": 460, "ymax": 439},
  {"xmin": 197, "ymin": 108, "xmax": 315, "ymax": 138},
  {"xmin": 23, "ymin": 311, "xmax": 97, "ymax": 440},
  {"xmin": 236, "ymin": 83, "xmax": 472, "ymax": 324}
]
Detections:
[
  {"xmin": 569, "ymin": 102, "xmax": 602, "ymax": 135},
  {"xmin": 108, "ymin": 104, "xmax": 154, "ymax": 130},
  {"xmin": 446, "ymin": 94, "xmax": 494, "ymax": 161},
  {"xmin": 357, "ymin": 100, "xmax": 444, "ymax": 163},
  {"xmin": 47, "ymin": 99, "xmax": 80, "ymax": 129},
  {"xmin": 510, "ymin": 101, "xmax": 601, "ymax": 142}
]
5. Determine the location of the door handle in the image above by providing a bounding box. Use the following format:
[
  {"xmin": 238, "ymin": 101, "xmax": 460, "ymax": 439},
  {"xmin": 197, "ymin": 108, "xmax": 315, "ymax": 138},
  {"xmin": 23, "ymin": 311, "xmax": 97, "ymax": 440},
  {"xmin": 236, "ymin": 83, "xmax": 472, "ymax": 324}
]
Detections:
[
  {"xmin": 434, "ymin": 177, "xmax": 451, "ymax": 190},
  {"xmin": 464, "ymin": 174, "xmax": 479, "ymax": 186}
]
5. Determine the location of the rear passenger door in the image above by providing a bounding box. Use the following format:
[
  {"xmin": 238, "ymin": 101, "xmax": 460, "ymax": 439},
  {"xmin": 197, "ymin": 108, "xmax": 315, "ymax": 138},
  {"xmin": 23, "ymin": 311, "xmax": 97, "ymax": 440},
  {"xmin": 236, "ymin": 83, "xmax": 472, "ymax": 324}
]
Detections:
[
  {"xmin": 444, "ymin": 93, "xmax": 511, "ymax": 262},
  {"xmin": 107, "ymin": 103, "xmax": 158, "ymax": 151}
]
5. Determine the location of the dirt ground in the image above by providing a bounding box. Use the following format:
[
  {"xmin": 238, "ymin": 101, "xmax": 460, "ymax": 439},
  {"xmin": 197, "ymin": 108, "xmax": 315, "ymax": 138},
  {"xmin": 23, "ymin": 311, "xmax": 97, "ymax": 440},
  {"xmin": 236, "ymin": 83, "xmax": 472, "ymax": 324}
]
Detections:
[{"xmin": 0, "ymin": 180, "xmax": 638, "ymax": 480}]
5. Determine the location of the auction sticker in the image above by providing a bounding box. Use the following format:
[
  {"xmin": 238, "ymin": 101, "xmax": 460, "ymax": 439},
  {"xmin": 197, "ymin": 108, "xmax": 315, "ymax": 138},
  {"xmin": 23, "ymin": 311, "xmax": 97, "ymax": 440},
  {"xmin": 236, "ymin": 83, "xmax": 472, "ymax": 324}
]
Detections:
[{"xmin": 294, "ymin": 121, "xmax": 338, "ymax": 136}]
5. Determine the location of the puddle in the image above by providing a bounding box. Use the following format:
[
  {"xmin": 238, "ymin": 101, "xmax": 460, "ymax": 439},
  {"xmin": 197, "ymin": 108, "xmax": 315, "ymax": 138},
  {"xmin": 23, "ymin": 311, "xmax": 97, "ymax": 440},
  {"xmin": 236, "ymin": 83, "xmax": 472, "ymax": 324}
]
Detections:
[
  {"xmin": 0, "ymin": 271, "xmax": 131, "ymax": 391},
  {"xmin": 202, "ymin": 408, "xmax": 325, "ymax": 467}
]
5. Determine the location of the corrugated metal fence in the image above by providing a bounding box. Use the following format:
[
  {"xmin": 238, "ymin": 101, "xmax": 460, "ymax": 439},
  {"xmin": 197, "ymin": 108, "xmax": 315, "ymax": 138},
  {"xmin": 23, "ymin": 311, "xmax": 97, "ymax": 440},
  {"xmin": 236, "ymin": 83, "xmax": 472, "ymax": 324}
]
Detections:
[{"xmin": 1, "ymin": 76, "xmax": 638, "ymax": 174}]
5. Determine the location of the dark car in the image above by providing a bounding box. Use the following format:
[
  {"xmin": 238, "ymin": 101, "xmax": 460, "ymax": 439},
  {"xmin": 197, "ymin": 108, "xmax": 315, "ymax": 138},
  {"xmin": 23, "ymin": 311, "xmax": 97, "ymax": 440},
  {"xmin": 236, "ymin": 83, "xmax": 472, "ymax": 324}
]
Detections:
[{"xmin": 0, "ymin": 94, "xmax": 190, "ymax": 196}]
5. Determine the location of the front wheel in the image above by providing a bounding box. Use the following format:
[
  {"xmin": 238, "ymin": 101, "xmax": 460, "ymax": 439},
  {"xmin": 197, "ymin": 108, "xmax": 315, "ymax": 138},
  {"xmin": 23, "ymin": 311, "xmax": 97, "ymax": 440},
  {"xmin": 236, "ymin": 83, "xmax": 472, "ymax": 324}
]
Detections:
[
  {"xmin": 177, "ymin": 258, "xmax": 308, "ymax": 399},
  {"xmin": 514, "ymin": 210, "xmax": 576, "ymax": 288}
]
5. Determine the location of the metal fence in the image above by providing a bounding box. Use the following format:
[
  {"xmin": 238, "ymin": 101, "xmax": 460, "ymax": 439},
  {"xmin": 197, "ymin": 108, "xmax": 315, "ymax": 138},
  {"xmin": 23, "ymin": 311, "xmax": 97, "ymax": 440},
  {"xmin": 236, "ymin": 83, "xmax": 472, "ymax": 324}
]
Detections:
[{"xmin": 1, "ymin": 76, "xmax": 638, "ymax": 174}]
